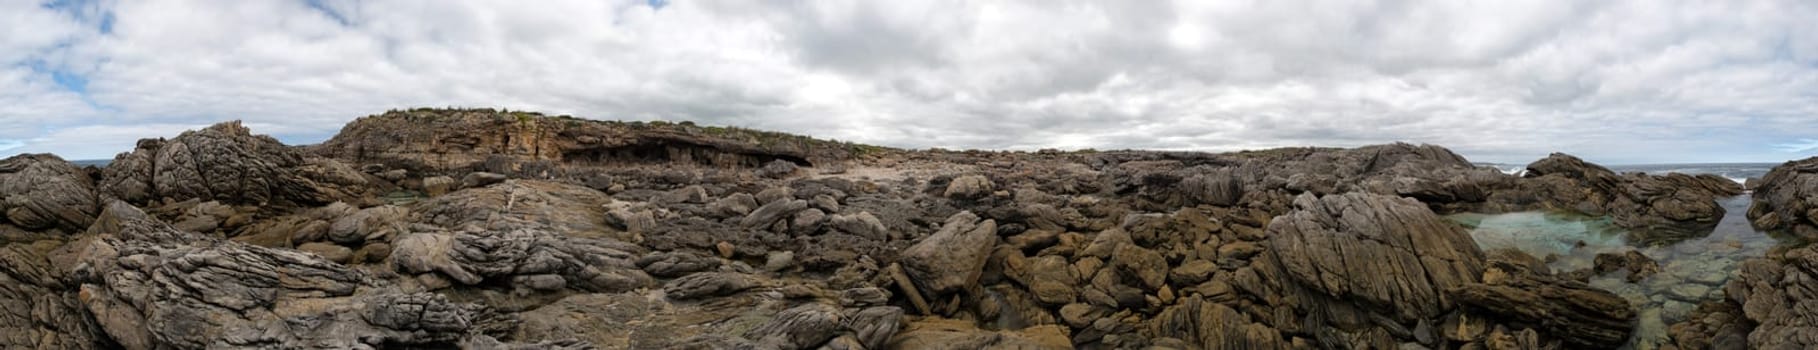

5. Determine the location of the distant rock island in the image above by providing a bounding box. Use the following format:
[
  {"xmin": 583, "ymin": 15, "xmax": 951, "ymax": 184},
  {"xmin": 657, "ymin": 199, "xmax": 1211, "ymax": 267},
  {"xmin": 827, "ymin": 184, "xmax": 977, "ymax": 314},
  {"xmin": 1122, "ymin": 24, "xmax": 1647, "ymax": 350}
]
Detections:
[{"xmin": 2, "ymin": 108, "xmax": 1815, "ymax": 349}]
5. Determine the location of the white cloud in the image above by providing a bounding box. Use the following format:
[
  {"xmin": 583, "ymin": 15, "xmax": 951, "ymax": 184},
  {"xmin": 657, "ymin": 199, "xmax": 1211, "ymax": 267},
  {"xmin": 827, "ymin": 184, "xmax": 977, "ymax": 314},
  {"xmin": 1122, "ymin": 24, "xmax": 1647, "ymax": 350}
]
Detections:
[{"xmin": 0, "ymin": 0, "xmax": 1815, "ymax": 163}]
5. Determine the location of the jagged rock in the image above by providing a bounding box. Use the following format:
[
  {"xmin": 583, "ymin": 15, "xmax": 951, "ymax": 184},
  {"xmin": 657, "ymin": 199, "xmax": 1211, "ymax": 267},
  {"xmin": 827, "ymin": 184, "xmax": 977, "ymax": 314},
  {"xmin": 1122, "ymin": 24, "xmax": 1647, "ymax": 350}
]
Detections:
[
  {"xmin": 0, "ymin": 239, "xmax": 110, "ymax": 349},
  {"xmin": 73, "ymin": 202, "xmax": 529, "ymax": 349},
  {"xmin": 1749, "ymin": 157, "xmax": 1818, "ymax": 238},
  {"xmin": 1267, "ymin": 192, "xmax": 1486, "ymax": 321},
  {"xmin": 312, "ymin": 109, "xmax": 847, "ymax": 174},
  {"xmin": 1516, "ymin": 153, "xmax": 1742, "ymax": 243},
  {"xmin": 663, "ymin": 272, "xmax": 761, "ymax": 300},
  {"xmin": 1726, "ymin": 244, "xmax": 1818, "ymax": 349},
  {"xmin": 1448, "ymin": 259, "xmax": 1636, "ymax": 348},
  {"xmin": 390, "ymin": 228, "xmax": 651, "ymax": 292},
  {"xmin": 100, "ymin": 121, "xmax": 352, "ymax": 207},
  {"xmin": 0, "ymin": 154, "xmax": 99, "ymax": 233},
  {"xmin": 898, "ymin": 211, "xmax": 999, "ymax": 306}
]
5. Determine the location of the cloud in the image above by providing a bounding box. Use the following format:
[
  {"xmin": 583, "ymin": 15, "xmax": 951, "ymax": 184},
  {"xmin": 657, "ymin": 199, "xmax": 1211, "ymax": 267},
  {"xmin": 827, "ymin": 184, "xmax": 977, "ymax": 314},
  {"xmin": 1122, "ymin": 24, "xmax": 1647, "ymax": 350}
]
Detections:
[{"xmin": 0, "ymin": 0, "xmax": 1815, "ymax": 164}]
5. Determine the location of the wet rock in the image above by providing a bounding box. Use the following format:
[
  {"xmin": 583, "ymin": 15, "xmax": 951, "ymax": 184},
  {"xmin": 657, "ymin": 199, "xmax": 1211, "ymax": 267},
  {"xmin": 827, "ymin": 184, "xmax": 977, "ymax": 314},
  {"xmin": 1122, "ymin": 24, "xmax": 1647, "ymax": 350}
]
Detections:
[
  {"xmin": 1449, "ymin": 259, "xmax": 1636, "ymax": 348},
  {"xmin": 1591, "ymin": 250, "xmax": 1662, "ymax": 282}
]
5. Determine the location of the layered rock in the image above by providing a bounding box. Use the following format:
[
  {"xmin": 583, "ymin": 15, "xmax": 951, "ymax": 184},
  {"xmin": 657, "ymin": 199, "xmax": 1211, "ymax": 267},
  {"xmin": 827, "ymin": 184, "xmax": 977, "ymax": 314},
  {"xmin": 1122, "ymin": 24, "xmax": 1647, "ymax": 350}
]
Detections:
[
  {"xmin": 0, "ymin": 154, "xmax": 100, "ymax": 233},
  {"xmin": 1748, "ymin": 156, "xmax": 1818, "ymax": 239},
  {"xmin": 1511, "ymin": 153, "xmax": 1743, "ymax": 243},
  {"xmin": 312, "ymin": 109, "xmax": 862, "ymax": 175},
  {"xmin": 1267, "ymin": 192, "xmax": 1486, "ymax": 321},
  {"xmin": 99, "ymin": 121, "xmax": 373, "ymax": 208},
  {"xmin": 1722, "ymin": 244, "xmax": 1818, "ymax": 349}
]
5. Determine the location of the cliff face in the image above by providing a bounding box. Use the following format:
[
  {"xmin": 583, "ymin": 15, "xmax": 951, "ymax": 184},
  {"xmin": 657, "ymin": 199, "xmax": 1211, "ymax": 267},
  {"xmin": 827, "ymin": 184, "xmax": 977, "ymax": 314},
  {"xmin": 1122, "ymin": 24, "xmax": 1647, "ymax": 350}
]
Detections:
[
  {"xmin": 0, "ymin": 108, "xmax": 1766, "ymax": 349},
  {"xmin": 312, "ymin": 109, "xmax": 866, "ymax": 175}
]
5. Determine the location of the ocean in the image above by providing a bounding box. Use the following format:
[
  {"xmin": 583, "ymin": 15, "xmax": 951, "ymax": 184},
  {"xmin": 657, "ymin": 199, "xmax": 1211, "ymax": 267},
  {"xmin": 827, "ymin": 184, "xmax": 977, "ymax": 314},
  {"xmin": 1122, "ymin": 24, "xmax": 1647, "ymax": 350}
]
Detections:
[{"xmin": 1480, "ymin": 162, "xmax": 1780, "ymax": 184}]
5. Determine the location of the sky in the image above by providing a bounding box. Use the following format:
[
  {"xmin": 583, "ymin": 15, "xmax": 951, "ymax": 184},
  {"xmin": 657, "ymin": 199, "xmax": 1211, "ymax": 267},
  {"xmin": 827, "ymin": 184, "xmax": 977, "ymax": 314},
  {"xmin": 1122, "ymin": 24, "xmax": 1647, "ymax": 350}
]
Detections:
[{"xmin": 2, "ymin": 0, "xmax": 1817, "ymax": 164}]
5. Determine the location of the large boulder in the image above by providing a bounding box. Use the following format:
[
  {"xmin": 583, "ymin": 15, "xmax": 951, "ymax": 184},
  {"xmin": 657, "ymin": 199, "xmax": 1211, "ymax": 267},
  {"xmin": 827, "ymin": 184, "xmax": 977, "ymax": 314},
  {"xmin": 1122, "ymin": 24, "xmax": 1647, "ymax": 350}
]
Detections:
[
  {"xmin": 1748, "ymin": 157, "xmax": 1818, "ymax": 239},
  {"xmin": 1449, "ymin": 256, "xmax": 1637, "ymax": 349},
  {"xmin": 1266, "ymin": 192, "xmax": 1486, "ymax": 321},
  {"xmin": 98, "ymin": 121, "xmax": 366, "ymax": 207},
  {"xmin": 0, "ymin": 154, "xmax": 99, "ymax": 233},
  {"xmin": 897, "ymin": 211, "xmax": 998, "ymax": 313}
]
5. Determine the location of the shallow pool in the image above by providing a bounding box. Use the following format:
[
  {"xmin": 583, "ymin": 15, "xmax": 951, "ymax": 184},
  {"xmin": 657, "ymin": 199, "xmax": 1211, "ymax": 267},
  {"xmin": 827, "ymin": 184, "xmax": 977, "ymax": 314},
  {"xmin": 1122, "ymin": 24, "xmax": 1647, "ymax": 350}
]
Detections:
[{"xmin": 1445, "ymin": 196, "xmax": 1793, "ymax": 350}]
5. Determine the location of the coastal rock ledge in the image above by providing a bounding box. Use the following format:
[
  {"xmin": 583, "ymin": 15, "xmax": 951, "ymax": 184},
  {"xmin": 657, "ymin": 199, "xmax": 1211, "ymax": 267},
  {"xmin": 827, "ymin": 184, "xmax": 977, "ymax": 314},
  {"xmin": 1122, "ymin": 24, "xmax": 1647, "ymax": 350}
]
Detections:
[{"xmin": 0, "ymin": 108, "xmax": 1766, "ymax": 349}]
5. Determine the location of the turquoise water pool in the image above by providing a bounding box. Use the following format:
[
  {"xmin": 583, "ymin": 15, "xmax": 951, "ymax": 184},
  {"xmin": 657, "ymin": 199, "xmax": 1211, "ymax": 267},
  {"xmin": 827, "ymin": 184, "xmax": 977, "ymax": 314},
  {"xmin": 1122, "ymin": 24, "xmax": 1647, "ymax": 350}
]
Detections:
[{"xmin": 1446, "ymin": 196, "xmax": 1790, "ymax": 350}]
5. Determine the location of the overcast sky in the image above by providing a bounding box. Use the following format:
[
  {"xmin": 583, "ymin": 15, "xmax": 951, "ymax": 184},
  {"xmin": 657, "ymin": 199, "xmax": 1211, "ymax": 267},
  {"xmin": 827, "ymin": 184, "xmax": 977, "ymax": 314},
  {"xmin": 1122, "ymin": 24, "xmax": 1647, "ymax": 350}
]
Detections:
[{"xmin": 3, "ymin": 0, "xmax": 1817, "ymax": 164}]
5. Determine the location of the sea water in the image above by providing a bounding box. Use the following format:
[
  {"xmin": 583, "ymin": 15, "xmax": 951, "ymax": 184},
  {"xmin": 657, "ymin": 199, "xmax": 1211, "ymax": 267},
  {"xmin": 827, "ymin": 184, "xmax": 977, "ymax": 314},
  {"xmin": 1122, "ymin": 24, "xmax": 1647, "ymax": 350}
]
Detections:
[{"xmin": 1447, "ymin": 163, "xmax": 1792, "ymax": 349}]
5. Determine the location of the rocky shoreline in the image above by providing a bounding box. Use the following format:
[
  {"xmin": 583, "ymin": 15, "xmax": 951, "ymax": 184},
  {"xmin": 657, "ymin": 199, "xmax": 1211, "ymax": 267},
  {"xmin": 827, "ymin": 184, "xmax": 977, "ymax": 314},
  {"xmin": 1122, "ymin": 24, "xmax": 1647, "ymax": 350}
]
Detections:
[{"xmin": 0, "ymin": 108, "xmax": 1808, "ymax": 349}]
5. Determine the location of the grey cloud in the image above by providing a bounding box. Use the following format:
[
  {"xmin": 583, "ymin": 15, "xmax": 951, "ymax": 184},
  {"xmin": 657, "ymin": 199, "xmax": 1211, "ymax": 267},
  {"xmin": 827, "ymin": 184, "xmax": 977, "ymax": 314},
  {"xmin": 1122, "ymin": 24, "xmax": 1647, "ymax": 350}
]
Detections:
[{"xmin": 1, "ymin": 0, "xmax": 1817, "ymax": 164}]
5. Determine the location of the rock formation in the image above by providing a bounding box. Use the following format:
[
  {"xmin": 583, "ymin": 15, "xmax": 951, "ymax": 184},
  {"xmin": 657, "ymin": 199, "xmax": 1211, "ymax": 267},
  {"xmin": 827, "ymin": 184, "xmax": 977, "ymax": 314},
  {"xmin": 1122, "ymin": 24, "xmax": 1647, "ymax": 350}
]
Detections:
[{"xmin": 0, "ymin": 108, "xmax": 1773, "ymax": 349}]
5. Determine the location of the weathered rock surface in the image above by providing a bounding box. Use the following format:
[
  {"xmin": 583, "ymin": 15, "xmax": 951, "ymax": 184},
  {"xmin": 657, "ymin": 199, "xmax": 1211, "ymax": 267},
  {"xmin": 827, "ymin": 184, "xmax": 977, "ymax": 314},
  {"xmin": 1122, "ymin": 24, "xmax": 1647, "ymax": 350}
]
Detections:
[
  {"xmin": 0, "ymin": 154, "xmax": 100, "ymax": 233},
  {"xmin": 100, "ymin": 121, "xmax": 371, "ymax": 207},
  {"xmin": 6, "ymin": 109, "xmax": 1759, "ymax": 350},
  {"xmin": 1267, "ymin": 192, "xmax": 1485, "ymax": 321},
  {"xmin": 1749, "ymin": 156, "xmax": 1818, "ymax": 239},
  {"xmin": 312, "ymin": 109, "xmax": 854, "ymax": 175}
]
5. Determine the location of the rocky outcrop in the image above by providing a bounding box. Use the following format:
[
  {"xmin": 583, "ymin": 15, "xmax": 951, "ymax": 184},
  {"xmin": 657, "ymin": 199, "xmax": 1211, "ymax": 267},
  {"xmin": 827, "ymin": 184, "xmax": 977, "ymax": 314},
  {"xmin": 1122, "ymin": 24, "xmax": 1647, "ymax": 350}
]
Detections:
[
  {"xmin": 99, "ymin": 121, "xmax": 373, "ymax": 207},
  {"xmin": 73, "ymin": 201, "xmax": 544, "ymax": 349},
  {"xmin": 8, "ymin": 109, "xmax": 1766, "ymax": 349},
  {"xmin": 1449, "ymin": 256, "xmax": 1637, "ymax": 348},
  {"xmin": 1267, "ymin": 192, "xmax": 1486, "ymax": 321},
  {"xmin": 1510, "ymin": 153, "xmax": 1743, "ymax": 243},
  {"xmin": 0, "ymin": 154, "xmax": 100, "ymax": 233},
  {"xmin": 1748, "ymin": 156, "xmax": 1818, "ymax": 239},
  {"xmin": 1723, "ymin": 244, "xmax": 1818, "ymax": 349},
  {"xmin": 312, "ymin": 109, "xmax": 862, "ymax": 175}
]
